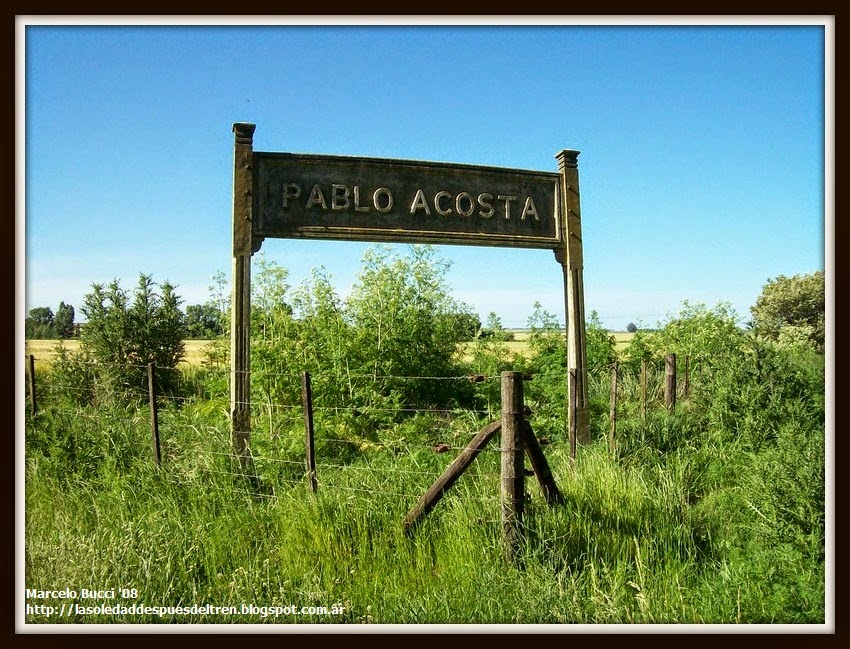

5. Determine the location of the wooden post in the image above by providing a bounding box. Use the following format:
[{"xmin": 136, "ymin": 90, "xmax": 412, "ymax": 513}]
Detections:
[
  {"xmin": 148, "ymin": 363, "xmax": 161, "ymax": 467},
  {"xmin": 641, "ymin": 358, "xmax": 648, "ymax": 420},
  {"xmin": 501, "ymin": 371, "xmax": 525, "ymax": 562},
  {"xmin": 568, "ymin": 370, "xmax": 577, "ymax": 461},
  {"xmin": 230, "ymin": 122, "xmax": 259, "ymax": 470},
  {"xmin": 301, "ymin": 371, "xmax": 317, "ymax": 493},
  {"xmin": 665, "ymin": 353, "xmax": 677, "ymax": 412},
  {"xmin": 27, "ymin": 355, "xmax": 37, "ymax": 417},
  {"xmin": 609, "ymin": 362, "xmax": 618, "ymax": 453},
  {"xmin": 555, "ymin": 149, "xmax": 590, "ymax": 445},
  {"xmin": 403, "ymin": 421, "xmax": 501, "ymax": 533},
  {"xmin": 521, "ymin": 421, "xmax": 563, "ymax": 505}
]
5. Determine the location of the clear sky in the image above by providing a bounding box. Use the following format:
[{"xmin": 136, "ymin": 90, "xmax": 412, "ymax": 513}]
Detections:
[{"xmin": 18, "ymin": 17, "xmax": 831, "ymax": 331}]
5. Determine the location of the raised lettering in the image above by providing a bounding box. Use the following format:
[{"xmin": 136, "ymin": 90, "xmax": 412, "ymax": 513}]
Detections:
[
  {"xmin": 305, "ymin": 184, "xmax": 328, "ymax": 210},
  {"xmin": 477, "ymin": 193, "xmax": 495, "ymax": 218},
  {"xmin": 434, "ymin": 191, "xmax": 452, "ymax": 216},
  {"xmin": 409, "ymin": 189, "xmax": 430, "ymax": 215},
  {"xmin": 373, "ymin": 188, "xmax": 393, "ymax": 213},
  {"xmin": 281, "ymin": 183, "xmax": 301, "ymax": 209},
  {"xmin": 521, "ymin": 196, "xmax": 540, "ymax": 221},
  {"xmin": 353, "ymin": 186, "xmax": 370, "ymax": 213},
  {"xmin": 455, "ymin": 192, "xmax": 475, "ymax": 217},
  {"xmin": 497, "ymin": 194, "xmax": 518, "ymax": 220},
  {"xmin": 331, "ymin": 184, "xmax": 350, "ymax": 211}
]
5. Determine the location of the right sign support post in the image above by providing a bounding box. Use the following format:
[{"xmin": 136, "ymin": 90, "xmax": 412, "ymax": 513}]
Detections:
[{"xmin": 555, "ymin": 149, "xmax": 591, "ymax": 446}]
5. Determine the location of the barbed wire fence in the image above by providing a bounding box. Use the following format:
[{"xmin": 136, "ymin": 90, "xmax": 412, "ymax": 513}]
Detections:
[{"xmin": 23, "ymin": 351, "xmax": 699, "ymax": 499}]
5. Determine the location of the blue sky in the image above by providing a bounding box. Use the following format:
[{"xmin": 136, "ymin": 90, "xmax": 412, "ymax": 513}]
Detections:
[{"xmin": 19, "ymin": 17, "xmax": 831, "ymax": 331}]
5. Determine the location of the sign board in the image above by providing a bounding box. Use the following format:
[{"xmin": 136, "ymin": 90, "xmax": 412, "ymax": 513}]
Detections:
[{"xmin": 253, "ymin": 153, "xmax": 562, "ymax": 249}]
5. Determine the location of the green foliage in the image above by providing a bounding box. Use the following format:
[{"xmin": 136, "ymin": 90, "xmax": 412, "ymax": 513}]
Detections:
[
  {"xmin": 345, "ymin": 245, "xmax": 475, "ymax": 409},
  {"xmin": 585, "ymin": 310, "xmax": 617, "ymax": 372},
  {"xmin": 77, "ymin": 274, "xmax": 185, "ymax": 400},
  {"xmin": 25, "ymin": 259, "xmax": 826, "ymax": 625},
  {"xmin": 691, "ymin": 335, "xmax": 825, "ymax": 452},
  {"xmin": 646, "ymin": 301, "xmax": 745, "ymax": 363},
  {"xmin": 618, "ymin": 328, "xmax": 654, "ymax": 374},
  {"xmin": 54, "ymin": 301, "xmax": 76, "ymax": 339},
  {"xmin": 246, "ymin": 246, "xmax": 481, "ymax": 448},
  {"xmin": 479, "ymin": 312, "xmax": 513, "ymax": 341},
  {"xmin": 522, "ymin": 302, "xmax": 566, "ymax": 423},
  {"xmin": 750, "ymin": 271, "xmax": 825, "ymax": 352},
  {"xmin": 26, "ymin": 306, "xmax": 55, "ymax": 339},
  {"xmin": 184, "ymin": 302, "xmax": 223, "ymax": 339},
  {"xmin": 26, "ymin": 303, "xmax": 77, "ymax": 339}
]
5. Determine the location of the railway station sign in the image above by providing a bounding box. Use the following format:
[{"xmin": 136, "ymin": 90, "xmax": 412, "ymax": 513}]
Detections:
[
  {"xmin": 252, "ymin": 153, "xmax": 562, "ymax": 249},
  {"xmin": 229, "ymin": 122, "xmax": 590, "ymax": 461}
]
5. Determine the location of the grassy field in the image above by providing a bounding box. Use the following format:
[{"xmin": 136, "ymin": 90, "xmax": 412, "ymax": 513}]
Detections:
[
  {"xmin": 26, "ymin": 332, "xmax": 637, "ymax": 368},
  {"xmin": 21, "ymin": 327, "xmax": 825, "ymax": 626},
  {"xmin": 25, "ymin": 339, "xmax": 214, "ymax": 367}
]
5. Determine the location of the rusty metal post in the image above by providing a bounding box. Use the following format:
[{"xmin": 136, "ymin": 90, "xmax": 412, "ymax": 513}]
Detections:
[
  {"xmin": 555, "ymin": 149, "xmax": 590, "ymax": 445},
  {"xmin": 231, "ymin": 122, "xmax": 258, "ymax": 470}
]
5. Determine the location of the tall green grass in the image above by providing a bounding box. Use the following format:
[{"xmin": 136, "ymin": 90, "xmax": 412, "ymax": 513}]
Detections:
[{"xmin": 24, "ymin": 376, "xmax": 825, "ymax": 625}]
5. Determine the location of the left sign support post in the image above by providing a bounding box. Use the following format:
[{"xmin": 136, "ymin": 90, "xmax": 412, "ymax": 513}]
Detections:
[{"xmin": 231, "ymin": 122, "xmax": 259, "ymax": 470}]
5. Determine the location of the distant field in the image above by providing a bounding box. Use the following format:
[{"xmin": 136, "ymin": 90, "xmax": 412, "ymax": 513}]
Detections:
[
  {"xmin": 26, "ymin": 331, "xmax": 635, "ymax": 367},
  {"xmin": 505, "ymin": 329, "xmax": 635, "ymax": 351},
  {"xmin": 24, "ymin": 339, "xmax": 213, "ymax": 367}
]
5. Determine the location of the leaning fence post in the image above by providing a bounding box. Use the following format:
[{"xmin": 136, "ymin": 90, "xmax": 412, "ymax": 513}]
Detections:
[
  {"xmin": 665, "ymin": 353, "xmax": 677, "ymax": 412},
  {"xmin": 501, "ymin": 371, "xmax": 525, "ymax": 564},
  {"xmin": 148, "ymin": 363, "xmax": 161, "ymax": 466},
  {"xmin": 301, "ymin": 371, "xmax": 317, "ymax": 493},
  {"xmin": 28, "ymin": 355, "xmax": 37, "ymax": 417}
]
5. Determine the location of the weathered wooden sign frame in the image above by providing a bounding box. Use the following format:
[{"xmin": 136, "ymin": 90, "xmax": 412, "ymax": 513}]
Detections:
[{"xmin": 230, "ymin": 122, "xmax": 589, "ymax": 465}]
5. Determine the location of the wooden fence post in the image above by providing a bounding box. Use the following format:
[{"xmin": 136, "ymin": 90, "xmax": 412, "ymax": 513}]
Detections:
[
  {"xmin": 501, "ymin": 371, "xmax": 525, "ymax": 563},
  {"xmin": 640, "ymin": 358, "xmax": 648, "ymax": 420},
  {"xmin": 28, "ymin": 355, "xmax": 37, "ymax": 417},
  {"xmin": 301, "ymin": 371, "xmax": 317, "ymax": 493},
  {"xmin": 148, "ymin": 363, "xmax": 161, "ymax": 466},
  {"xmin": 609, "ymin": 362, "xmax": 618, "ymax": 453},
  {"xmin": 568, "ymin": 369, "xmax": 577, "ymax": 460},
  {"xmin": 665, "ymin": 353, "xmax": 677, "ymax": 412}
]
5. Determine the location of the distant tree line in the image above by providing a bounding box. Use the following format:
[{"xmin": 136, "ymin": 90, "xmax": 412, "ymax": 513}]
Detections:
[{"xmin": 25, "ymin": 302, "xmax": 77, "ymax": 339}]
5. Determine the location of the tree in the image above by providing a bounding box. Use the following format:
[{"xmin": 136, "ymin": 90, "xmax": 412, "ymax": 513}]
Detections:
[
  {"xmin": 750, "ymin": 271, "xmax": 825, "ymax": 352},
  {"xmin": 345, "ymin": 245, "xmax": 476, "ymax": 408},
  {"xmin": 626, "ymin": 322, "xmax": 638, "ymax": 333},
  {"xmin": 26, "ymin": 307, "xmax": 54, "ymax": 339},
  {"xmin": 184, "ymin": 303, "xmax": 223, "ymax": 339},
  {"xmin": 54, "ymin": 302, "xmax": 76, "ymax": 339},
  {"xmin": 79, "ymin": 274, "xmax": 185, "ymax": 397},
  {"xmin": 480, "ymin": 311, "xmax": 513, "ymax": 342}
]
